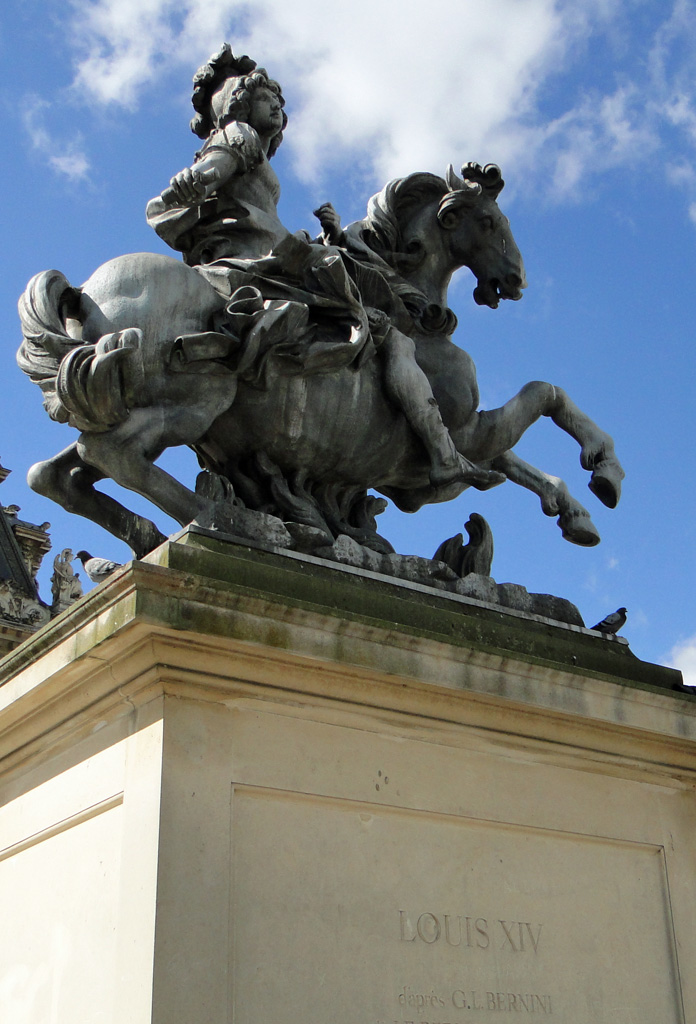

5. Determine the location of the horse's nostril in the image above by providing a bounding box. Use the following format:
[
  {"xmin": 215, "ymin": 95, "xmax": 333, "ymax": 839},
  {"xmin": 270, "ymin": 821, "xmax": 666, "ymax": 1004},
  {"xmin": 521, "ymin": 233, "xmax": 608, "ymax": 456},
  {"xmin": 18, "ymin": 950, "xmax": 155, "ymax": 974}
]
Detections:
[{"xmin": 505, "ymin": 272, "xmax": 522, "ymax": 289}]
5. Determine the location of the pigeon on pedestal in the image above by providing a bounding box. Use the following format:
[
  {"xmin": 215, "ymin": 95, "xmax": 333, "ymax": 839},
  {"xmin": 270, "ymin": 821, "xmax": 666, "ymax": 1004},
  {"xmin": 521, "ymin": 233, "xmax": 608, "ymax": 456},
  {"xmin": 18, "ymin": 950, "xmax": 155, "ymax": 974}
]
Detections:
[
  {"xmin": 590, "ymin": 607, "xmax": 627, "ymax": 634},
  {"xmin": 74, "ymin": 551, "xmax": 123, "ymax": 584}
]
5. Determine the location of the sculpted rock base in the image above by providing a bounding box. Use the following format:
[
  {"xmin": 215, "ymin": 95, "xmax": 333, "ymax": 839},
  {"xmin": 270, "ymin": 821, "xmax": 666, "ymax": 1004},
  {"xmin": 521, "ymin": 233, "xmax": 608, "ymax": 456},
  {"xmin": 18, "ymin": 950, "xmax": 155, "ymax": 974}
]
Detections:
[{"xmin": 193, "ymin": 502, "xmax": 584, "ymax": 627}]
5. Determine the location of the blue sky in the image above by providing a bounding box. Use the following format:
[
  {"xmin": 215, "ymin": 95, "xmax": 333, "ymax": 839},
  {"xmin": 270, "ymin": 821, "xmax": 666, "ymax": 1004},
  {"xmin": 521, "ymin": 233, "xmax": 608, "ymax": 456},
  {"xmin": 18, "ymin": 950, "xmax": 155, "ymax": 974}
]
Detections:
[{"xmin": 0, "ymin": 0, "xmax": 694, "ymax": 678}]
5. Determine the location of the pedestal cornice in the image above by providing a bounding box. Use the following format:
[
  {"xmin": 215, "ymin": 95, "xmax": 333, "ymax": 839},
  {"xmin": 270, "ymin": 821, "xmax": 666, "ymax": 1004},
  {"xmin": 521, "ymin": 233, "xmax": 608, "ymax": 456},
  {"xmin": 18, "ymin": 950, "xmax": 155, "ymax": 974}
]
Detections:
[{"xmin": 0, "ymin": 529, "xmax": 692, "ymax": 783}]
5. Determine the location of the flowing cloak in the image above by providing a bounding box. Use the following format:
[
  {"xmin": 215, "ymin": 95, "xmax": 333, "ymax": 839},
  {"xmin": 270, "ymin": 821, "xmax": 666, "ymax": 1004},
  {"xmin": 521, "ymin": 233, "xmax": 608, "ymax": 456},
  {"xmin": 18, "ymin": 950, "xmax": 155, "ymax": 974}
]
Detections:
[{"xmin": 145, "ymin": 122, "xmax": 407, "ymax": 384}]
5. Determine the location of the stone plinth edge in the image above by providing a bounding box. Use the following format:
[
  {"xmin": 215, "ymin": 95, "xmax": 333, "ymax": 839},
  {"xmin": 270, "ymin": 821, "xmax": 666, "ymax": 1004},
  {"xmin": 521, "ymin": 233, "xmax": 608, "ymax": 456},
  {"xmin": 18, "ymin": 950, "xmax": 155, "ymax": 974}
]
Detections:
[{"xmin": 0, "ymin": 529, "xmax": 693, "ymax": 777}]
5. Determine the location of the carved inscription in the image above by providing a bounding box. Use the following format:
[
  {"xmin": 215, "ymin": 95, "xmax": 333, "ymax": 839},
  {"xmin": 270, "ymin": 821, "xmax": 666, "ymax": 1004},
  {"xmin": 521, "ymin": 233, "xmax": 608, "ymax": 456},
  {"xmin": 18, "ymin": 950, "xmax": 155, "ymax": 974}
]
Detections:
[
  {"xmin": 393, "ymin": 912, "xmax": 551, "ymax": 1018},
  {"xmin": 399, "ymin": 912, "xmax": 543, "ymax": 953},
  {"xmin": 398, "ymin": 987, "xmax": 447, "ymax": 1013},
  {"xmin": 452, "ymin": 990, "xmax": 552, "ymax": 1012},
  {"xmin": 376, "ymin": 988, "xmax": 553, "ymax": 1021}
]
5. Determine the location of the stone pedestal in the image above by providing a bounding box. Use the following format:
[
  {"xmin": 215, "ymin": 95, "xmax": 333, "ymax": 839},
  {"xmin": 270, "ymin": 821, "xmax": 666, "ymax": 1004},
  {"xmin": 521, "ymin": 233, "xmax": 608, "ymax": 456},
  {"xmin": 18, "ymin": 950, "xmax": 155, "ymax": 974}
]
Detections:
[{"xmin": 1, "ymin": 528, "xmax": 695, "ymax": 1023}]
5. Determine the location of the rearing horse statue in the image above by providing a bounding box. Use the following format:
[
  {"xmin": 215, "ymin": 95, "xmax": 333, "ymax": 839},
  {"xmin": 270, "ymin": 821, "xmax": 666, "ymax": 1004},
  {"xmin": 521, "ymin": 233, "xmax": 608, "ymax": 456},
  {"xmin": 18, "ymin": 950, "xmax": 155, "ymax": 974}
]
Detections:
[{"xmin": 16, "ymin": 46, "xmax": 624, "ymax": 559}]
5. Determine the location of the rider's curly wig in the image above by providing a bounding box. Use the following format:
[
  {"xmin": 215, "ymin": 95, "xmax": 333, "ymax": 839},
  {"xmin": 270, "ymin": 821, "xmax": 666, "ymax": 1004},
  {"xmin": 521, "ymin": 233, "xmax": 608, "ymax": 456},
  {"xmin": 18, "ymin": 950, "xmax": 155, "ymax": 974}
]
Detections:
[{"xmin": 190, "ymin": 43, "xmax": 287, "ymax": 157}]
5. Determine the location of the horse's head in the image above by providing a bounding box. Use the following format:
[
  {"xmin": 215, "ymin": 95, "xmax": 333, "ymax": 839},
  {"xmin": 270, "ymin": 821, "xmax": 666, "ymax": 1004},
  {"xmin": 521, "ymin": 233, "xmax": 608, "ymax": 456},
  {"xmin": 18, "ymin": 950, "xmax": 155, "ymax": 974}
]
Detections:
[
  {"xmin": 359, "ymin": 163, "xmax": 526, "ymax": 313},
  {"xmin": 438, "ymin": 163, "xmax": 526, "ymax": 309}
]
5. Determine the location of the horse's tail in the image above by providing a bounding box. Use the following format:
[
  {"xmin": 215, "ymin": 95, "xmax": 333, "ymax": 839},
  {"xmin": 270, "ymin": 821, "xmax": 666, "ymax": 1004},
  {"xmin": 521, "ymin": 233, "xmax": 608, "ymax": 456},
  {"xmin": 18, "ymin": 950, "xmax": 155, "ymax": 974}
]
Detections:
[
  {"xmin": 17, "ymin": 270, "xmax": 84, "ymax": 423},
  {"xmin": 17, "ymin": 269, "xmax": 133, "ymax": 432}
]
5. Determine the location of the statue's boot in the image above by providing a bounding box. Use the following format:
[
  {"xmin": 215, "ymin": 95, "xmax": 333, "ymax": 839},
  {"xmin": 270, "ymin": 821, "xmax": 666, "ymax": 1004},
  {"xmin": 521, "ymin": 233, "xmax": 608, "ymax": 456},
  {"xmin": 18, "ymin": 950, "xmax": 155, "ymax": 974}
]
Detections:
[
  {"xmin": 380, "ymin": 325, "xmax": 505, "ymax": 493},
  {"xmin": 430, "ymin": 454, "xmax": 506, "ymax": 492}
]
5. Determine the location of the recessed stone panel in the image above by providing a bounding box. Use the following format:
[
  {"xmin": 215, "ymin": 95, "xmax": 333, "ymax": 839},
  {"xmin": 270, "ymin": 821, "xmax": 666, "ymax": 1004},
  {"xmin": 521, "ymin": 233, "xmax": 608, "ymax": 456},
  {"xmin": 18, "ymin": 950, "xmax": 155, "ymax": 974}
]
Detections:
[
  {"xmin": 0, "ymin": 801, "xmax": 123, "ymax": 1022},
  {"xmin": 230, "ymin": 788, "xmax": 682, "ymax": 1023}
]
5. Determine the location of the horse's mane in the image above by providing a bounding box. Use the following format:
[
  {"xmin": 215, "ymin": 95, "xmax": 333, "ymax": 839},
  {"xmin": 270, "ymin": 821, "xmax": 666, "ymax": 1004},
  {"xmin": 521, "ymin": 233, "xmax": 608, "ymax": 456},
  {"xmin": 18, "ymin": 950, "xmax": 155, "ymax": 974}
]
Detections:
[
  {"xmin": 345, "ymin": 164, "xmax": 504, "ymax": 334},
  {"xmin": 360, "ymin": 164, "xmax": 504, "ymax": 272},
  {"xmin": 340, "ymin": 173, "xmax": 456, "ymax": 334},
  {"xmin": 362, "ymin": 172, "xmax": 449, "ymax": 271}
]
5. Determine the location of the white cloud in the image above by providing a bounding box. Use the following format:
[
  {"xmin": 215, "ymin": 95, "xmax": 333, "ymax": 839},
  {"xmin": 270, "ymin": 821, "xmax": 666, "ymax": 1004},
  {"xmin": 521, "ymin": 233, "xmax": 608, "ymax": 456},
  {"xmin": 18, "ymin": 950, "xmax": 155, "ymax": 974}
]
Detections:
[
  {"xmin": 668, "ymin": 633, "xmax": 696, "ymax": 688},
  {"xmin": 665, "ymin": 158, "xmax": 696, "ymax": 190},
  {"xmin": 532, "ymin": 82, "xmax": 660, "ymax": 199},
  {"xmin": 23, "ymin": 96, "xmax": 91, "ymax": 182},
  {"xmin": 55, "ymin": 0, "xmax": 696, "ymax": 209},
  {"xmin": 648, "ymin": 0, "xmax": 696, "ymax": 95},
  {"xmin": 62, "ymin": 0, "xmax": 609, "ymax": 184}
]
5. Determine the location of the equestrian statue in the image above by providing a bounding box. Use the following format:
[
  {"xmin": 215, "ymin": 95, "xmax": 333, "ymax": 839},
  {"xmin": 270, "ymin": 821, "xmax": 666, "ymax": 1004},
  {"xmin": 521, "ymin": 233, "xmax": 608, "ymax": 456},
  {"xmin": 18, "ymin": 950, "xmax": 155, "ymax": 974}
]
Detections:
[{"xmin": 17, "ymin": 44, "xmax": 624, "ymax": 562}]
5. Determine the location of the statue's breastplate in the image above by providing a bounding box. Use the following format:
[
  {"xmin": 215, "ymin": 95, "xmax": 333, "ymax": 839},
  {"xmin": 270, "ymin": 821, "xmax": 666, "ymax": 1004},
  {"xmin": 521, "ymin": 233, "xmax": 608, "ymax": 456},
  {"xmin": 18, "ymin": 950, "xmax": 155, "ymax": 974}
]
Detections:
[{"xmin": 192, "ymin": 159, "xmax": 288, "ymax": 263}]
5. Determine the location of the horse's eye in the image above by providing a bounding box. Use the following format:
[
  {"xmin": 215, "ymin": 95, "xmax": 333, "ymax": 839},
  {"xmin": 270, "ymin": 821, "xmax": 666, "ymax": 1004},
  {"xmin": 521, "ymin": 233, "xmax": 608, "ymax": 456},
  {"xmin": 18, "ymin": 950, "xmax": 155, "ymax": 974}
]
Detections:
[{"xmin": 479, "ymin": 215, "xmax": 494, "ymax": 232}]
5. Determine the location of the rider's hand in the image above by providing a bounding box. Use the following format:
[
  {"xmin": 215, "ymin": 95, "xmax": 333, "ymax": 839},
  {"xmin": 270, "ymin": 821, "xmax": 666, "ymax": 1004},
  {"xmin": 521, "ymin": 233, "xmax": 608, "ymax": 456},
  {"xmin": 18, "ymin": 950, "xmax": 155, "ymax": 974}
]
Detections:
[
  {"xmin": 313, "ymin": 203, "xmax": 343, "ymax": 243},
  {"xmin": 161, "ymin": 166, "xmax": 220, "ymax": 207}
]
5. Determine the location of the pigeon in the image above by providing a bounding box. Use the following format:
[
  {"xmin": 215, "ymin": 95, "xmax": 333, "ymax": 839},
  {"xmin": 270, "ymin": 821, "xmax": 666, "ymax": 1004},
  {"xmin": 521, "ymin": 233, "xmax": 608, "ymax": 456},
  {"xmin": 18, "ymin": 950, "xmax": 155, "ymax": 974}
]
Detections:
[
  {"xmin": 74, "ymin": 550, "xmax": 123, "ymax": 584},
  {"xmin": 590, "ymin": 607, "xmax": 627, "ymax": 634}
]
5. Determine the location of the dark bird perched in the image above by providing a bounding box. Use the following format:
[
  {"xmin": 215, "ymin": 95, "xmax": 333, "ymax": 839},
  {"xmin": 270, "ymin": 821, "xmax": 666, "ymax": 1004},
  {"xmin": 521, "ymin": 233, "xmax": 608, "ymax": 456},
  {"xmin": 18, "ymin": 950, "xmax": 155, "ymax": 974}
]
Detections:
[
  {"xmin": 74, "ymin": 550, "xmax": 123, "ymax": 584},
  {"xmin": 591, "ymin": 607, "xmax": 627, "ymax": 634}
]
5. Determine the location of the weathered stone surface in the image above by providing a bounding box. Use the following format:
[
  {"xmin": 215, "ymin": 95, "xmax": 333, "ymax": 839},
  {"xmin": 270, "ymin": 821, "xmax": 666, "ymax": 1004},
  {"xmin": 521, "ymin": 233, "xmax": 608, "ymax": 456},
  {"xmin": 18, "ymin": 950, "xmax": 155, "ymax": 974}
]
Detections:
[
  {"xmin": 190, "ymin": 510, "xmax": 584, "ymax": 626},
  {"xmin": 284, "ymin": 522, "xmax": 333, "ymax": 554},
  {"xmin": 324, "ymin": 534, "xmax": 385, "ymax": 573},
  {"xmin": 322, "ymin": 533, "xmax": 368, "ymax": 568},
  {"xmin": 382, "ymin": 553, "xmax": 459, "ymax": 588},
  {"xmin": 453, "ymin": 572, "xmax": 501, "ymax": 604},
  {"xmin": 531, "ymin": 592, "xmax": 585, "ymax": 627},
  {"xmin": 193, "ymin": 503, "xmax": 292, "ymax": 548},
  {"xmin": 355, "ymin": 542, "xmax": 385, "ymax": 575},
  {"xmin": 497, "ymin": 581, "xmax": 535, "ymax": 614},
  {"xmin": 178, "ymin": 509, "xmax": 586, "ymax": 626}
]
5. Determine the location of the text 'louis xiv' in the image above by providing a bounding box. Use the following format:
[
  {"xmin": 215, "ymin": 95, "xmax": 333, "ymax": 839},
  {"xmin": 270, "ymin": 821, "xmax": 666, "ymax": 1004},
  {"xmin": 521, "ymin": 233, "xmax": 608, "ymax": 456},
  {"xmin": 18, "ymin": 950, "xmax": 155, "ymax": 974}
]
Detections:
[{"xmin": 400, "ymin": 912, "xmax": 542, "ymax": 953}]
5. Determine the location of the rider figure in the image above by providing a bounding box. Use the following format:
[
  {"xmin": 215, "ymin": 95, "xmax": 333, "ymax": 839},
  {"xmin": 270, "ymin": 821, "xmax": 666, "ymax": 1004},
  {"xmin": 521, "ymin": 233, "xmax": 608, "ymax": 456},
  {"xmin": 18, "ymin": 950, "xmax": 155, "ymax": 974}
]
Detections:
[{"xmin": 146, "ymin": 45, "xmax": 500, "ymax": 491}]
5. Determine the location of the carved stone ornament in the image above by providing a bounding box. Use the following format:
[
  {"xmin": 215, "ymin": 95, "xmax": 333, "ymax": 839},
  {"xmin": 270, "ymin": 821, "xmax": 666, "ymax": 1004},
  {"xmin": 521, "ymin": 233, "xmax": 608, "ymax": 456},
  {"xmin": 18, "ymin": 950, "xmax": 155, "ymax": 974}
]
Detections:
[
  {"xmin": 16, "ymin": 45, "xmax": 624, "ymax": 623},
  {"xmin": 0, "ymin": 463, "xmax": 51, "ymax": 636},
  {"xmin": 50, "ymin": 548, "xmax": 84, "ymax": 616}
]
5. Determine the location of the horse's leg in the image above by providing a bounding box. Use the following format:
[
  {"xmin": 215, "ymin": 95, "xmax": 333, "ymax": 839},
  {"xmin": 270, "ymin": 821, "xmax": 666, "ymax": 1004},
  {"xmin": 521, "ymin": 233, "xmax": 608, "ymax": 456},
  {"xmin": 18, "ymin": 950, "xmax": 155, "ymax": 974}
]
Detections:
[
  {"xmin": 28, "ymin": 443, "xmax": 167, "ymax": 558},
  {"xmin": 490, "ymin": 451, "xmax": 600, "ymax": 546},
  {"xmin": 77, "ymin": 410, "xmax": 212, "ymax": 527},
  {"xmin": 382, "ymin": 329, "xmax": 505, "ymax": 490},
  {"xmin": 383, "ymin": 450, "xmax": 601, "ymax": 546},
  {"xmin": 547, "ymin": 387, "xmax": 624, "ymax": 508},
  {"xmin": 456, "ymin": 381, "xmax": 624, "ymax": 508}
]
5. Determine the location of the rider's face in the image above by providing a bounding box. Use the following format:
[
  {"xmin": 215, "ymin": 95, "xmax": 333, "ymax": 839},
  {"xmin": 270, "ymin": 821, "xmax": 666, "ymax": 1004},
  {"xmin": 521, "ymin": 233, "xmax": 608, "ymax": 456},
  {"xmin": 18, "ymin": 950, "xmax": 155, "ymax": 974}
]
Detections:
[{"xmin": 247, "ymin": 86, "xmax": 283, "ymax": 138}]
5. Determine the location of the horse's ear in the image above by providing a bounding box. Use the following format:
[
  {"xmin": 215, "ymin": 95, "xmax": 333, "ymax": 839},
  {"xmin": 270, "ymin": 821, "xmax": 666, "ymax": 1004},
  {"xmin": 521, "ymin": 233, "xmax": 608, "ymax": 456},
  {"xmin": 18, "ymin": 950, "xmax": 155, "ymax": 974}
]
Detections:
[
  {"xmin": 446, "ymin": 164, "xmax": 465, "ymax": 191},
  {"xmin": 437, "ymin": 182, "xmax": 482, "ymax": 229}
]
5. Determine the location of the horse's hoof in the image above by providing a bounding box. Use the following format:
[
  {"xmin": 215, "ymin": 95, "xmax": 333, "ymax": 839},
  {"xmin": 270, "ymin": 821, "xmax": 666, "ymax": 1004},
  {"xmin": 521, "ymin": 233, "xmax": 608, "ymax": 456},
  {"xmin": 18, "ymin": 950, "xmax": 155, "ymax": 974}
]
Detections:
[
  {"xmin": 558, "ymin": 509, "xmax": 600, "ymax": 547},
  {"xmin": 588, "ymin": 459, "xmax": 623, "ymax": 509}
]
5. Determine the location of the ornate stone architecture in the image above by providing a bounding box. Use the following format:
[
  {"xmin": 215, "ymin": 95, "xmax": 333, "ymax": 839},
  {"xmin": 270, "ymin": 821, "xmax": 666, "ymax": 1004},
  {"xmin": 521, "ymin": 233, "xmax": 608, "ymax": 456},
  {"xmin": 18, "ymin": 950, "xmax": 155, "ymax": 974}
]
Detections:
[
  {"xmin": 16, "ymin": 44, "xmax": 624, "ymax": 619},
  {"xmin": 0, "ymin": 460, "xmax": 51, "ymax": 652},
  {"xmin": 50, "ymin": 548, "xmax": 84, "ymax": 616},
  {"xmin": 0, "ymin": 461, "xmax": 83, "ymax": 653}
]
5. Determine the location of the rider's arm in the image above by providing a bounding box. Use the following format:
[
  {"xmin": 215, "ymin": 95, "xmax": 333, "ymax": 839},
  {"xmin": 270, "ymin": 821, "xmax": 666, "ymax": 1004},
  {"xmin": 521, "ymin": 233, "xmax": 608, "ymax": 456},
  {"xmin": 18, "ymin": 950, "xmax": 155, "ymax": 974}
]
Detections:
[{"xmin": 160, "ymin": 123, "xmax": 265, "ymax": 207}]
